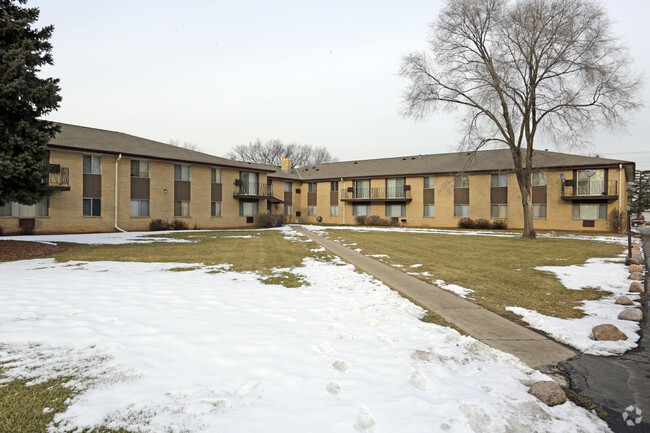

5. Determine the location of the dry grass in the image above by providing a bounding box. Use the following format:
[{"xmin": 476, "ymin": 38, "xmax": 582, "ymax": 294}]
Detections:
[{"xmin": 325, "ymin": 230, "xmax": 624, "ymax": 320}]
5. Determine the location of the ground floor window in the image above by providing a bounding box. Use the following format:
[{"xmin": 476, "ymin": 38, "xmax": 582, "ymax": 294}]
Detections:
[
  {"xmin": 572, "ymin": 202, "xmax": 606, "ymax": 220},
  {"xmin": 211, "ymin": 201, "xmax": 222, "ymax": 217},
  {"xmin": 490, "ymin": 204, "xmax": 507, "ymax": 219},
  {"xmin": 83, "ymin": 198, "xmax": 101, "ymax": 217},
  {"xmin": 308, "ymin": 205, "xmax": 317, "ymax": 216},
  {"xmin": 0, "ymin": 198, "xmax": 49, "ymax": 217},
  {"xmin": 284, "ymin": 204, "xmax": 292, "ymax": 216},
  {"xmin": 174, "ymin": 200, "xmax": 190, "ymax": 217},
  {"xmin": 385, "ymin": 203, "xmax": 405, "ymax": 217},
  {"xmin": 454, "ymin": 204, "xmax": 469, "ymax": 218},
  {"xmin": 423, "ymin": 204, "xmax": 434, "ymax": 217},
  {"xmin": 533, "ymin": 203, "xmax": 546, "ymax": 219},
  {"xmin": 330, "ymin": 205, "xmax": 339, "ymax": 216},
  {"xmin": 130, "ymin": 199, "xmax": 149, "ymax": 217},
  {"xmin": 353, "ymin": 204, "xmax": 370, "ymax": 216},
  {"xmin": 239, "ymin": 201, "xmax": 258, "ymax": 217}
]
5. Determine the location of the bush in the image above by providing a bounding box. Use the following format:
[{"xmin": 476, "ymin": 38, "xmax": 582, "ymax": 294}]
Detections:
[
  {"xmin": 0, "ymin": 226, "xmax": 3, "ymax": 236},
  {"xmin": 474, "ymin": 219, "xmax": 491, "ymax": 229},
  {"xmin": 366, "ymin": 215, "xmax": 391, "ymax": 226},
  {"xmin": 457, "ymin": 217, "xmax": 475, "ymax": 229},
  {"xmin": 171, "ymin": 219, "xmax": 189, "ymax": 230},
  {"xmin": 256, "ymin": 213, "xmax": 286, "ymax": 228},
  {"xmin": 354, "ymin": 215, "xmax": 368, "ymax": 225},
  {"xmin": 491, "ymin": 219, "xmax": 508, "ymax": 230},
  {"xmin": 609, "ymin": 209, "xmax": 626, "ymax": 233},
  {"xmin": 149, "ymin": 219, "xmax": 172, "ymax": 231}
]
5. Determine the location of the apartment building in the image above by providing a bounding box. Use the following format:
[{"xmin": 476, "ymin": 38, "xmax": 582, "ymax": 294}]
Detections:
[{"xmin": 0, "ymin": 124, "xmax": 635, "ymax": 234}]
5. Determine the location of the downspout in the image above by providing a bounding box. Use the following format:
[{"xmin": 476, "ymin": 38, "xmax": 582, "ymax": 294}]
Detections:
[
  {"xmin": 619, "ymin": 164, "xmax": 622, "ymax": 216},
  {"xmin": 114, "ymin": 154, "xmax": 126, "ymax": 232},
  {"xmin": 341, "ymin": 178, "xmax": 345, "ymax": 225}
]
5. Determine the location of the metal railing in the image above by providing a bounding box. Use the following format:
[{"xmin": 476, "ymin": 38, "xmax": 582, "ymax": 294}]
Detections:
[
  {"xmin": 234, "ymin": 182, "xmax": 273, "ymax": 197},
  {"xmin": 341, "ymin": 187, "xmax": 412, "ymax": 201},
  {"xmin": 48, "ymin": 167, "xmax": 70, "ymax": 188},
  {"xmin": 561, "ymin": 180, "xmax": 618, "ymax": 197}
]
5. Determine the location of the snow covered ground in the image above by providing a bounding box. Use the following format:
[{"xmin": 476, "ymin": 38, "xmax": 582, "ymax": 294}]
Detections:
[{"xmin": 0, "ymin": 229, "xmax": 612, "ymax": 433}]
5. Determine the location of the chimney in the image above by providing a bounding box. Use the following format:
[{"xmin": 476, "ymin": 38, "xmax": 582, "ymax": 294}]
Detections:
[{"xmin": 281, "ymin": 157, "xmax": 292, "ymax": 172}]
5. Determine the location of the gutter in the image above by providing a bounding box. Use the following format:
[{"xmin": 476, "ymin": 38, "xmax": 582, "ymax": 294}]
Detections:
[
  {"xmin": 114, "ymin": 154, "xmax": 126, "ymax": 232},
  {"xmin": 619, "ymin": 164, "xmax": 623, "ymax": 216}
]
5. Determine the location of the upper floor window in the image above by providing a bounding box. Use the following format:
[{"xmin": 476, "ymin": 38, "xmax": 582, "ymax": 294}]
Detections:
[
  {"xmin": 131, "ymin": 160, "xmax": 149, "ymax": 178},
  {"xmin": 386, "ymin": 178, "xmax": 405, "ymax": 198},
  {"xmin": 211, "ymin": 168, "xmax": 222, "ymax": 183},
  {"xmin": 577, "ymin": 169, "xmax": 605, "ymax": 195},
  {"xmin": 491, "ymin": 173, "xmax": 508, "ymax": 187},
  {"xmin": 174, "ymin": 164, "xmax": 190, "ymax": 181},
  {"xmin": 284, "ymin": 181, "xmax": 292, "ymax": 192},
  {"xmin": 423, "ymin": 176, "xmax": 435, "ymax": 189},
  {"xmin": 355, "ymin": 179, "xmax": 370, "ymax": 198},
  {"xmin": 308, "ymin": 182, "xmax": 317, "ymax": 193},
  {"xmin": 532, "ymin": 172, "xmax": 547, "ymax": 186},
  {"xmin": 330, "ymin": 181, "xmax": 339, "ymax": 192},
  {"xmin": 454, "ymin": 174, "xmax": 469, "ymax": 188},
  {"xmin": 83, "ymin": 155, "xmax": 101, "ymax": 174}
]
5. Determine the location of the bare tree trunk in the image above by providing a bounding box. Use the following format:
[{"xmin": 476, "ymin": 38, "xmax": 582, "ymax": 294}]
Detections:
[{"xmin": 518, "ymin": 180, "xmax": 535, "ymax": 239}]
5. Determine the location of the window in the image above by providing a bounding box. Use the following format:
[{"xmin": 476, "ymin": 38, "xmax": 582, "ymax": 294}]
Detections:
[
  {"xmin": 308, "ymin": 205, "xmax": 317, "ymax": 216},
  {"xmin": 211, "ymin": 168, "xmax": 222, "ymax": 183},
  {"xmin": 83, "ymin": 155, "xmax": 101, "ymax": 174},
  {"xmin": 533, "ymin": 203, "xmax": 547, "ymax": 219},
  {"xmin": 211, "ymin": 201, "xmax": 222, "ymax": 217},
  {"xmin": 491, "ymin": 173, "xmax": 508, "ymax": 187},
  {"xmin": 454, "ymin": 174, "xmax": 469, "ymax": 188},
  {"xmin": 284, "ymin": 204, "xmax": 292, "ymax": 216},
  {"xmin": 330, "ymin": 181, "xmax": 339, "ymax": 192},
  {"xmin": 330, "ymin": 205, "xmax": 339, "ymax": 216},
  {"xmin": 83, "ymin": 198, "xmax": 101, "ymax": 216},
  {"xmin": 130, "ymin": 160, "xmax": 149, "ymax": 178},
  {"xmin": 423, "ymin": 176, "xmax": 435, "ymax": 189},
  {"xmin": 572, "ymin": 202, "xmax": 607, "ymax": 220},
  {"xmin": 308, "ymin": 182, "xmax": 317, "ymax": 193},
  {"xmin": 386, "ymin": 178, "xmax": 405, "ymax": 198},
  {"xmin": 424, "ymin": 204, "xmax": 434, "ymax": 217},
  {"xmin": 174, "ymin": 164, "xmax": 190, "ymax": 181},
  {"xmin": 284, "ymin": 181, "xmax": 292, "ymax": 192},
  {"xmin": 239, "ymin": 201, "xmax": 258, "ymax": 217},
  {"xmin": 239, "ymin": 171, "xmax": 258, "ymax": 195},
  {"xmin": 353, "ymin": 203, "xmax": 371, "ymax": 216},
  {"xmin": 385, "ymin": 203, "xmax": 406, "ymax": 217},
  {"xmin": 174, "ymin": 200, "xmax": 190, "ymax": 217},
  {"xmin": 0, "ymin": 198, "xmax": 49, "ymax": 217},
  {"xmin": 577, "ymin": 169, "xmax": 605, "ymax": 195},
  {"xmin": 130, "ymin": 199, "xmax": 150, "ymax": 217},
  {"xmin": 532, "ymin": 172, "xmax": 547, "ymax": 186},
  {"xmin": 490, "ymin": 204, "xmax": 507, "ymax": 218},
  {"xmin": 454, "ymin": 204, "xmax": 469, "ymax": 218},
  {"xmin": 355, "ymin": 180, "xmax": 370, "ymax": 199}
]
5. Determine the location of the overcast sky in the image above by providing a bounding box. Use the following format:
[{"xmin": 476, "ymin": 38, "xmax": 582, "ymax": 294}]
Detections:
[{"xmin": 31, "ymin": 0, "xmax": 650, "ymax": 170}]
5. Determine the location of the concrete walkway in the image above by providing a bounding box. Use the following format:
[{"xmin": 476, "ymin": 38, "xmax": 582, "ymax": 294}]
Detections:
[{"xmin": 292, "ymin": 226, "xmax": 577, "ymax": 369}]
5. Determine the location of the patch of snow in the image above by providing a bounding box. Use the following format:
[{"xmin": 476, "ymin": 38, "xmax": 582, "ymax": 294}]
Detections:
[
  {"xmin": 507, "ymin": 255, "xmax": 641, "ymax": 355},
  {"xmin": 222, "ymin": 235, "xmax": 258, "ymax": 239},
  {"xmin": 410, "ymin": 264, "xmax": 423, "ymax": 268},
  {"xmin": 367, "ymin": 254, "xmax": 389, "ymax": 258},
  {"xmin": 433, "ymin": 280, "xmax": 475, "ymax": 299},
  {"xmin": 310, "ymin": 247, "xmax": 326, "ymax": 252},
  {"xmin": 0, "ymin": 250, "xmax": 611, "ymax": 432}
]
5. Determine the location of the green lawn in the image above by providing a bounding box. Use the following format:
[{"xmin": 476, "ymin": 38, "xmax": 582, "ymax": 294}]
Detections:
[{"xmin": 320, "ymin": 229, "xmax": 624, "ymax": 321}]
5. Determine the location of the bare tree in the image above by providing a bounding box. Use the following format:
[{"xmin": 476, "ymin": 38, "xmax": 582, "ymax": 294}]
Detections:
[
  {"xmin": 400, "ymin": 0, "xmax": 642, "ymax": 239},
  {"xmin": 227, "ymin": 139, "xmax": 337, "ymax": 167},
  {"xmin": 169, "ymin": 139, "xmax": 200, "ymax": 151}
]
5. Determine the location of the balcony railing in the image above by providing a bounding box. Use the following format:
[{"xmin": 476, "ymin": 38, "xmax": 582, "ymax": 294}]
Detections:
[
  {"xmin": 47, "ymin": 166, "xmax": 70, "ymax": 191},
  {"xmin": 233, "ymin": 182, "xmax": 274, "ymax": 198},
  {"xmin": 341, "ymin": 186, "xmax": 412, "ymax": 202},
  {"xmin": 561, "ymin": 180, "xmax": 618, "ymax": 200}
]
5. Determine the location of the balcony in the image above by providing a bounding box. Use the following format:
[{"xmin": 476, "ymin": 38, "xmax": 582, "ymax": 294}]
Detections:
[
  {"xmin": 561, "ymin": 180, "xmax": 618, "ymax": 201},
  {"xmin": 341, "ymin": 186, "xmax": 412, "ymax": 202},
  {"xmin": 233, "ymin": 182, "xmax": 282, "ymax": 202},
  {"xmin": 47, "ymin": 165, "xmax": 70, "ymax": 191}
]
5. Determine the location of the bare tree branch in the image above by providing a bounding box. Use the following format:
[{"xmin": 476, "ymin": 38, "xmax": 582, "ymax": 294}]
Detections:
[{"xmin": 227, "ymin": 139, "xmax": 337, "ymax": 167}]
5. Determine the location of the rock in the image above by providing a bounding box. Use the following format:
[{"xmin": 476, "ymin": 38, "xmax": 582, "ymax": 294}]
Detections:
[
  {"xmin": 528, "ymin": 381, "xmax": 567, "ymax": 407},
  {"xmin": 618, "ymin": 308, "xmax": 643, "ymax": 322},
  {"xmin": 592, "ymin": 324, "xmax": 627, "ymax": 341},
  {"xmin": 615, "ymin": 296, "xmax": 635, "ymax": 305},
  {"xmin": 629, "ymin": 272, "xmax": 644, "ymax": 280},
  {"xmin": 625, "ymin": 257, "xmax": 640, "ymax": 266},
  {"xmin": 629, "ymin": 282, "xmax": 645, "ymax": 293},
  {"xmin": 629, "ymin": 264, "xmax": 644, "ymax": 273},
  {"xmin": 632, "ymin": 254, "xmax": 644, "ymax": 263}
]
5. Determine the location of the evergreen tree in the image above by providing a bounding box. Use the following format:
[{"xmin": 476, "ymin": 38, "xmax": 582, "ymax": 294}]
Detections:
[
  {"xmin": 0, "ymin": 0, "xmax": 61, "ymax": 206},
  {"xmin": 629, "ymin": 170, "xmax": 650, "ymax": 218}
]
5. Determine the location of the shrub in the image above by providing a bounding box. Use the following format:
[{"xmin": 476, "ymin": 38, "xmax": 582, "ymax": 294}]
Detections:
[
  {"xmin": 354, "ymin": 215, "xmax": 368, "ymax": 225},
  {"xmin": 366, "ymin": 215, "xmax": 391, "ymax": 226},
  {"xmin": 0, "ymin": 226, "xmax": 3, "ymax": 236},
  {"xmin": 491, "ymin": 219, "xmax": 508, "ymax": 230},
  {"xmin": 149, "ymin": 219, "xmax": 172, "ymax": 231},
  {"xmin": 474, "ymin": 219, "xmax": 491, "ymax": 229},
  {"xmin": 457, "ymin": 217, "xmax": 475, "ymax": 229},
  {"xmin": 609, "ymin": 209, "xmax": 626, "ymax": 233},
  {"xmin": 256, "ymin": 213, "xmax": 286, "ymax": 228},
  {"xmin": 171, "ymin": 219, "xmax": 189, "ymax": 230}
]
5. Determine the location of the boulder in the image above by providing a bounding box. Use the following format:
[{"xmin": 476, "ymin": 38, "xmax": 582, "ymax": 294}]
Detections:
[
  {"xmin": 629, "ymin": 272, "xmax": 644, "ymax": 280},
  {"xmin": 528, "ymin": 381, "xmax": 567, "ymax": 407},
  {"xmin": 592, "ymin": 324, "xmax": 627, "ymax": 341},
  {"xmin": 629, "ymin": 282, "xmax": 645, "ymax": 293},
  {"xmin": 625, "ymin": 257, "xmax": 640, "ymax": 266},
  {"xmin": 629, "ymin": 264, "xmax": 644, "ymax": 273},
  {"xmin": 615, "ymin": 296, "xmax": 635, "ymax": 306},
  {"xmin": 632, "ymin": 254, "xmax": 644, "ymax": 263},
  {"xmin": 618, "ymin": 308, "xmax": 643, "ymax": 322}
]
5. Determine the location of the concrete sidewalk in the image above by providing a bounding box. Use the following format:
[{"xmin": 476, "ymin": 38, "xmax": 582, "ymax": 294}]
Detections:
[{"xmin": 292, "ymin": 226, "xmax": 577, "ymax": 369}]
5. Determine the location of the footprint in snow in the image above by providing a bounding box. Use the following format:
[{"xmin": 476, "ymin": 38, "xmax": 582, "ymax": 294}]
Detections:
[
  {"xmin": 332, "ymin": 360, "xmax": 348, "ymax": 372},
  {"xmin": 355, "ymin": 405, "xmax": 376, "ymax": 431},
  {"xmin": 408, "ymin": 370, "xmax": 428, "ymax": 391},
  {"xmin": 319, "ymin": 342, "xmax": 335, "ymax": 355},
  {"xmin": 326, "ymin": 381, "xmax": 342, "ymax": 396}
]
